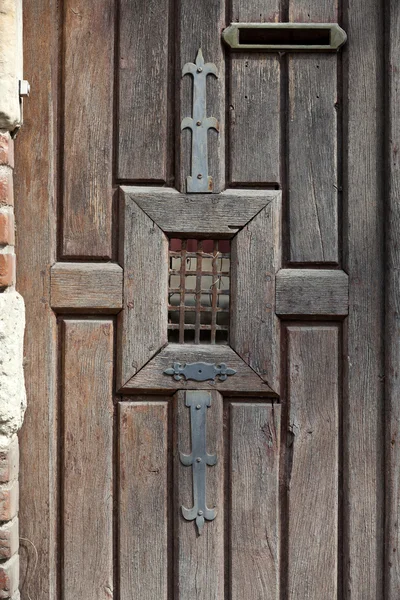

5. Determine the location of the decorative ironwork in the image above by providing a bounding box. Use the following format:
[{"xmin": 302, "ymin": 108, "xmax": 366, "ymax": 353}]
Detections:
[
  {"xmin": 164, "ymin": 361, "xmax": 236, "ymax": 382},
  {"xmin": 181, "ymin": 49, "xmax": 219, "ymax": 193},
  {"xmin": 180, "ymin": 391, "xmax": 217, "ymax": 534}
]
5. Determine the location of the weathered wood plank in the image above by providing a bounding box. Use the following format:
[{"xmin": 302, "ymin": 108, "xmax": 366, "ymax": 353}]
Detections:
[
  {"xmin": 62, "ymin": 320, "xmax": 113, "ymax": 600},
  {"xmin": 62, "ymin": 0, "xmax": 114, "ymax": 258},
  {"xmin": 386, "ymin": 1, "xmax": 400, "ymax": 596},
  {"xmin": 119, "ymin": 401, "xmax": 168, "ymax": 600},
  {"xmin": 122, "ymin": 187, "xmax": 278, "ymax": 236},
  {"xmin": 174, "ymin": 390, "xmax": 224, "ymax": 599},
  {"xmin": 230, "ymin": 403, "xmax": 280, "ymax": 600},
  {"xmin": 51, "ymin": 263, "xmax": 123, "ymax": 313},
  {"xmin": 14, "ymin": 0, "xmax": 58, "ymax": 596},
  {"xmin": 231, "ymin": 196, "xmax": 281, "ymax": 394},
  {"xmin": 118, "ymin": 0, "xmax": 170, "ymax": 182},
  {"xmin": 117, "ymin": 193, "xmax": 169, "ymax": 388},
  {"xmin": 287, "ymin": 54, "xmax": 338, "ymax": 263},
  {"xmin": 287, "ymin": 326, "xmax": 339, "ymax": 599},
  {"xmin": 229, "ymin": 1, "xmax": 280, "ymax": 185},
  {"xmin": 276, "ymin": 269, "xmax": 348, "ymax": 316},
  {"xmin": 122, "ymin": 344, "xmax": 273, "ymax": 394},
  {"xmin": 344, "ymin": 1, "xmax": 385, "ymax": 597},
  {"xmin": 177, "ymin": 0, "xmax": 225, "ymax": 193}
]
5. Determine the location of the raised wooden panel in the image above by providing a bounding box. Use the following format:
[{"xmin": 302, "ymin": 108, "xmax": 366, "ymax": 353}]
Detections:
[
  {"xmin": 344, "ymin": 0, "xmax": 385, "ymax": 596},
  {"xmin": 62, "ymin": 0, "xmax": 114, "ymax": 259},
  {"xmin": 288, "ymin": 54, "xmax": 338, "ymax": 264},
  {"xmin": 118, "ymin": 0, "xmax": 170, "ymax": 182},
  {"xmin": 117, "ymin": 193, "xmax": 169, "ymax": 388},
  {"xmin": 386, "ymin": 2, "xmax": 400, "ymax": 596},
  {"xmin": 230, "ymin": 403, "xmax": 280, "ymax": 600},
  {"xmin": 231, "ymin": 196, "xmax": 281, "ymax": 393},
  {"xmin": 174, "ymin": 391, "xmax": 224, "ymax": 599},
  {"xmin": 229, "ymin": 1, "xmax": 280, "ymax": 186},
  {"xmin": 178, "ymin": 0, "xmax": 225, "ymax": 193},
  {"xmin": 51, "ymin": 263, "xmax": 123, "ymax": 313},
  {"xmin": 119, "ymin": 401, "xmax": 168, "ymax": 600},
  {"xmin": 287, "ymin": 326, "xmax": 339, "ymax": 599},
  {"xmin": 122, "ymin": 345, "xmax": 273, "ymax": 394},
  {"xmin": 62, "ymin": 320, "xmax": 114, "ymax": 600},
  {"xmin": 276, "ymin": 269, "xmax": 348, "ymax": 316},
  {"xmin": 121, "ymin": 187, "xmax": 277, "ymax": 237}
]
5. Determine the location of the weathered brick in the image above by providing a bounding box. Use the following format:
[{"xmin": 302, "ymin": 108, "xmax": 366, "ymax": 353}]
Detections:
[
  {"xmin": 0, "ymin": 171, "xmax": 13, "ymax": 207},
  {"xmin": 0, "ymin": 214, "xmax": 14, "ymax": 247},
  {"xmin": 0, "ymin": 483, "xmax": 18, "ymax": 522},
  {"xmin": 0, "ymin": 255, "xmax": 14, "ymax": 287},
  {"xmin": 0, "ymin": 519, "xmax": 18, "ymax": 562},
  {"xmin": 0, "ymin": 555, "xmax": 19, "ymax": 598},
  {"xmin": 0, "ymin": 136, "xmax": 13, "ymax": 169},
  {"xmin": 0, "ymin": 439, "xmax": 18, "ymax": 484}
]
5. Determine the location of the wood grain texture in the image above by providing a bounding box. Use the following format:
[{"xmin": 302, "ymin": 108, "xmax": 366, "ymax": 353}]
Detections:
[
  {"xmin": 386, "ymin": 1, "xmax": 400, "ymax": 596},
  {"xmin": 276, "ymin": 269, "xmax": 348, "ymax": 316},
  {"xmin": 122, "ymin": 187, "xmax": 277, "ymax": 236},
  {"xmin": 14, "ymin": 1, "xmax": 58, "ymax": 597},
  {"xmin": 177, "ymin": 0, "xmax": 225, "ymax": 193},
  {"xmin": 118, "ymin": 0, "xmax": 170, "ymax": 182},
  {"xmin": 343, "ymin": 1, "xmax": 385, "ymax": 598},
  {"xmin": 174, "ymin": 390, "xmax": 224, "ymax": 599},
  {"xmin": 62, "ymin": 320, "xmax": 114, "ymax": 600},
  {"xmin": 119, "ymin": 402, "xmax": 168, "ymax": 600},
  {"xmin": 287, "ymin": 326, "xmax": 339, "ymax": 599},
  {"xmin": 229, "ymin": 1, "xmax": 280, "ymax": 185},
  {"xmin": 51, "ymin": 262, "xmax": 123, "ymax": 313},
  {"xmin": 230, "ymin": 403, "xmax": 280, "ymax": 600},
  {"xmin": 117, "ymin": 193, "xmax": 168, "ymax": 388},
  {"xmin": 231, "ymin": 195, "xmax": 281, "ymax": 393},
  {"xmin": 62, "ymin": 0, "xmax": 114, "ymax": 258},
  {"xmin": 122, "ymin": 344, "xmax": 273, "ymax": 394},
  {"xmin": 288, "ymin": 54, "xmax": 338, "ymax": 263}
]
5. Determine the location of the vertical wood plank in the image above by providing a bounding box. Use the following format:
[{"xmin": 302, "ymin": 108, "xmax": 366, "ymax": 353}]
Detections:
[
  {"xmin": 63, "ymin": 320, "xmax": 114, "ymax": 600},
  {"xmin": 117, "ymin": 192, "xmax": 169, "ymax": 388},
  {"xmin": 118, "ymin": 0, "xmax": 170, "ymax": 182},
  {"xmin": 174, "ymin": 390, "xmax": 224, "ymax": 599},
  {"xmin": 231, "ymin": 196, "xmax": 281, "ymax": 394},
  {"xmin": 229, "ymin": 2, "xmax": 280, "ymax": 185},
  {"xmin": 343, "ymin": 0, "xmax": 385, "ymax": 598},
  {"xmin": 230, "ymin": 403, "xmax": 280, "ymax": 600},
  {"xmin": 119, "ymin": 401, "xmax": 168, "ymax": 600},
  {"xmin": 287, "ymin": 326, "xmax": 339, "ymax": 599},
  {"xmin": 288, "ymin": 1, "xmax": 338, "ymax": 264},
  {"xmin": 62, "ymin": 0, "xmax": 114, "ymax": 258},
  {"xmin": 386, "ymin": 1, "xmax": 400, "ymax": 596},
  {"xmin": 177, "ymin": 0, "xmax": 225, "ymax": 193},
  {"xmin": 14, "ymin": 0, "xmax": 58, "ymax": 597}
]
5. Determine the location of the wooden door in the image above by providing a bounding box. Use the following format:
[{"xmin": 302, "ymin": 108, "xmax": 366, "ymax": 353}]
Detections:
[{"xmin": 14, "ymin": 1, "xmax": 385, "ymax": 599}]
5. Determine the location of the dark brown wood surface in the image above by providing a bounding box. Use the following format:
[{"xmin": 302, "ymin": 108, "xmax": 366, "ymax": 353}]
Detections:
[
  {"xmin": 386, "ymin": 1, "xmax": 400, "ymax": 596},
  {"xmin": 287, "ymin": 326, "xmax": 339, "ymax": 599},
  {"xmin": 230, "ymin": 403, "xmax": 280, "ymax": 600},
  {"xmin": 118, "ymin": 0, "xmax": 171, "ymax": 183},
  {"xmin": 62, "ymin": 0, "xmax": 114, "ymax": 259},
  {"xmin": 119, "ymin": 401, "xmax": 168, "ymax": 600}
]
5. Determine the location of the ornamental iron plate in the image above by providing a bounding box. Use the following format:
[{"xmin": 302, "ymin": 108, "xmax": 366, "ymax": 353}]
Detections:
[{"xmin": 164, "ymin": 361, "xmax": 236, "ymax": 382}]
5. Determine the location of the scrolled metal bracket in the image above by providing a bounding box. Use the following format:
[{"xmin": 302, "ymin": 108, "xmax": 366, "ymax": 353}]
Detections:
[
  {"xmin": 181, "ymin": 48, "xmax": 219, "ymax": 193},
  {"xmin": 164, "ymin": 361, "xmax": 236, "ymax": 382},
  {"xmin": 180, "ymin": 391, "xmax": 217, "ymax": 534}
]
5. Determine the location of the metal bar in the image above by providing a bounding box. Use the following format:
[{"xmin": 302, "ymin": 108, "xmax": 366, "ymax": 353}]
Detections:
[
  {"xmin": 179, "ymin": 240, "xmax": 186, "ymax": 343},
  {"xmin": 210, "ymin": 241, "xmax": 218, "ymax": 343},
  {"xmin": 194, "ymin": 241, "xmax": 202, "ymax": 343}
]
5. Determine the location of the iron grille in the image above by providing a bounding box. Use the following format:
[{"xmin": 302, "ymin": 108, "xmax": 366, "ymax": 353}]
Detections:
[{"xmin": 168, "ymin": 239, "xmax": 230, "ymax": 344}]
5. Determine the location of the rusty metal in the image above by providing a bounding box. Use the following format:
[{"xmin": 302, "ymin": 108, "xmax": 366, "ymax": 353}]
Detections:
[
  {"xmin": 181, "ymin": 49, "xmax": 219, "ymax": 193},
  {"xmin": 180, "ymin": 391, "xmax": 217, "ymax": 534}
]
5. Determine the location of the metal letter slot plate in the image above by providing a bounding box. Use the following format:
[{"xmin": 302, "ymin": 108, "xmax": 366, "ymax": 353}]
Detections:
[
  {"xmin": 164, "ymin": 362, "xmax": 236, "ymax": 382},
  {"xmin": 181, "ymin": 49, "xmax": 219, "ymax": 193},
  {"xmin": 223, "ymin": 23, "xmax": 347, "ymax": 52},
  {"xmin": 180, "ymin": 391, "xmax": 217, "ymax": 534}
]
